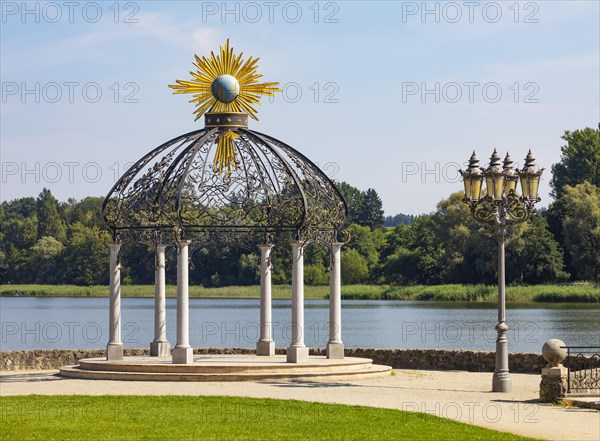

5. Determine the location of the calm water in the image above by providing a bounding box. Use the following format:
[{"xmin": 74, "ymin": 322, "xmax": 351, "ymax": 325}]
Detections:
[{"xmin": 0, "ymin": 297, "xmax": 598, "ymax": 352}]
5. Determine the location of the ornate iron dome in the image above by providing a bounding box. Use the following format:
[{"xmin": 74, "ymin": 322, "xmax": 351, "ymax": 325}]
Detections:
[{"xmin": 102, "ymin": 41, "xmax": 347, "ymax": 247}]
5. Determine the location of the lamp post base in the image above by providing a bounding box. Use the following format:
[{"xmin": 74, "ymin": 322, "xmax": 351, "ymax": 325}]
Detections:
[{"xmin": 492, "ymin": 372, "xmax": 512, "ymax": 393}]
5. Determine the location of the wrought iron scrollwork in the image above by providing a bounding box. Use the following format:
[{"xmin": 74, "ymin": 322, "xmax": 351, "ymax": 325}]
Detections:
[
  {"xmin": 466, "ymin": 197, "xmax": 498, "ymax": 226},
  {"xmin": 102, "ymin": 128, "xmax": 347, "ymax": 248},
  {"xmin": 465, "ymin": 190, "xmax": 539, "ymax": 229}
]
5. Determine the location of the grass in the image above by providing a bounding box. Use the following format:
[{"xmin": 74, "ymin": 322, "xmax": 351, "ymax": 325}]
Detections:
[
  {"xmin": 0, "ymin": 395, "xmax": 541, "ymax": 441},
  {"xmin": 0, "ymin": 283, "xmax": 598, "ymax": 302}
]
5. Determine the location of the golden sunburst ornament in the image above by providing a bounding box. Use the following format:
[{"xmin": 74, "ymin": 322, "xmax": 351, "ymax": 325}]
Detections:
[{"xmin": 169, "ymin": 40, "xmax": 281, "ymax": 175}]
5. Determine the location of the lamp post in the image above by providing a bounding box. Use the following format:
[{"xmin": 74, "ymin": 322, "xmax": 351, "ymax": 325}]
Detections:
[{"xmin": 461, "ymin": 149, "xmax": 543, "ymax": 392}]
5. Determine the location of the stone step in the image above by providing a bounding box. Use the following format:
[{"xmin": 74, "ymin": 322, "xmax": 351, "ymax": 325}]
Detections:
[
  {"xmin": 77, "ymin": 355, "xmax": 373, "ymax": 375},
  {"xmin": 59, "ymin": 363, "xmax": 392, "ymax": 382},
  {"xmin": 59, "ymin": 355, "xmax": 392, "ymax": 382}
]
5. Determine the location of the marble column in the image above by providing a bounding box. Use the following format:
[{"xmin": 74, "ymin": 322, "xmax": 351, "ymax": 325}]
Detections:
[
  {"xmin": 327, "ymin": 243, "xmax": 344, "ymax": 359},
  {"xmin": 150, "ymin": 244, "xmax": 170, "ymax": 357},
  {"xmin": 287, "ymin": 241, "xmax": 309, "ymax": 363},
  {"xmin": 257, "ymin": 244, "xmax": 275, "ymax": 356},
  {"xmin": 107, "ymin": 242, "xmax": 123, "ymax": 361},
  {"xmin": 172, "ymin": 240, "xmax": 193, "ymax": 364}
]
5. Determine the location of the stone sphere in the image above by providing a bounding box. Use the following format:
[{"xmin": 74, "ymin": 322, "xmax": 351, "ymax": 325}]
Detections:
[
  {"xmin": 542, "ymin": 339, "xmax": 567, "ymax": 366},
  {"xmin": 211, "ymin": 74, "xmax": 240, "ymax": 103}
]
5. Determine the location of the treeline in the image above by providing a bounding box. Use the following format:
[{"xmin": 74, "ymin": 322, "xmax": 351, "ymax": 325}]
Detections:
[
  {"xmin": 384, "ymin": 214, "xmax": 417, "ymax": 227},
  {"xmin": 0, "ymin": 125, "xmax": 598, "ymax": 286}
]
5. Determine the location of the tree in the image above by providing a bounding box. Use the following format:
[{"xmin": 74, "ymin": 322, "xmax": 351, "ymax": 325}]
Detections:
[
  {"xmin": 341, "ymin": 248, "xmax": 368, "ymax": 284},
  {"xmin": 561, "ymin": 182, "xmax": 600, "ymax": 281},
  {"xmin": 358, "ymin": 188, "xmax": 385, "ymax": 230},
  {"xmin": 1, "ymin": 197, "xmax": 36, "ymax": 219},
  {"xmin": 346, "ymin": 224, "xmax": 385, "ymax": 269},
  {"xmin": 36, "ymin": 188, "xmax": 66, "ymax": 242},
  {"xmin": 335, "ymin": 181, "xmax": 365, "ymax": 225},
  {"xmin": 380, "ymin": 215, "xmax": 445, "ymax": 285},
  {"xmin": 304, "ymin": 264, "xmax": 329, "ymax": 285},
  {"xmin": 62, "ymin": 197, "xmax": 104, "ymax": 228},
  {"xmin": 513, "ymin": 214, "xmax": 568, "ymax": 283},
  {"xmin": 29, "ymin": 236, "xmax": 65, "ymax": 283},
  {"xmin": 62, "ymin": 223, "xmax": 107, "ymax": 285},
  {"xmin": 384, "ymin": 213, "xmax": 416, "ymax": 227},
  {"xmin": 550, "ymin": 125, "xmax": 600, "ymax": 199}
]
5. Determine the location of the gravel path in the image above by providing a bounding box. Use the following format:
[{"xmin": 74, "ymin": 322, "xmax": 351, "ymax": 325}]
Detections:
[{"xmin": 1, "ymin": 369, "xmax": 598, "ymax": 441}]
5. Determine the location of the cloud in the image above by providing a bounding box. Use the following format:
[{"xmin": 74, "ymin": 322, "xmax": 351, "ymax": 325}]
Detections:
[
  {"xmin": 192, "ymin": 28, "xmax": 220, "ymax": 52},
  {"xmin": 1, "ymin": 12, "xmax": 221, "ymax": 76}
]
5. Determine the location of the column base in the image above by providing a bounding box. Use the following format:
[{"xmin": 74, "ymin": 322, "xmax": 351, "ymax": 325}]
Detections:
[
  {"xmin": 326, "ymin": 342, "xmax": 345, "ymax": 359},
  {"xmin": 172, "ymin": 347, "xmax": 193, "ymax": 364},
  {"xmin": 287, "ymin": 346, "xmax": 309, "ymax": 363},
  {"xmin": 150, "ymin": 340, "xmax": 171, "ymax": 357},
  {"xmin": 492, "ymin": 372, "xmax": 512, "ymax": 392},
  {"xmin": 106, "ymin": 343, "xmax": 123, "ymax": 361},
  {"xmin": 257, "ymin": 340, "xmax": 275, "ymax": 356}
]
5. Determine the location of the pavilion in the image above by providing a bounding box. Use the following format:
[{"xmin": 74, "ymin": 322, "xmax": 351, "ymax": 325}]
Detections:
[{"xmin": 100, "ymin": 40, "xmax": 347, "ymax": 365}]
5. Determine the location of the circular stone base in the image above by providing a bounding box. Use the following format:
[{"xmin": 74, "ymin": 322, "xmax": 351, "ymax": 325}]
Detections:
[{"xmin": 59, "ymin": 355, "xmax": 392, "ymax": 382}]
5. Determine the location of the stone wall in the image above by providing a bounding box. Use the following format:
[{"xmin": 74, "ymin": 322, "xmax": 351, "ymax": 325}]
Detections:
[{"xmin": 0, "ymin": 347, "xmax": 548, "ymax": 372}]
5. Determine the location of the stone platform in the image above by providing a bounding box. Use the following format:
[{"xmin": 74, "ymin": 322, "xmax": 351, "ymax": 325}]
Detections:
[{"xmin": 59, "ymin": 355, "xmax": 391, "ymax": 382}]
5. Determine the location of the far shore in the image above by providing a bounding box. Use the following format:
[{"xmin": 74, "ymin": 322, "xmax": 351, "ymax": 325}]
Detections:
[{"xmin": 1, "ymin": 283, "xmax": 598, "ymax": 303}]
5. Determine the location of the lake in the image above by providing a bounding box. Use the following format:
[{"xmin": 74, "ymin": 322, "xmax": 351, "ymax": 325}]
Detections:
[{"xmin": 0, "ymin": 297, "xmax": 598, "ymax": 352}]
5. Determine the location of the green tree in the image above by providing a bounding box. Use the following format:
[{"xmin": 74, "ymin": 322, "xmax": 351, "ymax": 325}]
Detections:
[
  {"xmin": 512, "ymin": 214, "xmax": 567, "ymax": 283},
  {"xmin": 62, "ymin": 223, "xmax": 107, "ymax": 285},
  {"xmin": 561, "ymin": 182, "xmax": 600, "ymax": 281},
  {"xmin": 550, "ymin": 125, "xmax": 600, "ymax": 199},
  {"xmin": 346, "ymin": 224, "xmax": 385, "ymax": 269},
  {"xmin": 62, "ymin": 197, "xmax": 104, "ymax": 228},
  {"xmin": 335, "ymin": 181, "xmax": 365, "ymax": 225},
  {"xmin": 382, "ymin": 247, "xmax": 422, "ymax": 285},
  {"xmin": 358, "ymin": 188, "xmax": 385, "ymax": 230},
  {"xmin": 384, "ymin": 213, "xmax": 416, "ymax": 227},
  {"xmin": 36, "ymin": 188, "xmax": 66, "ymax": 242},
  {"xmin": 380, "ymin": 215, "xmax": 445, "ymax": 285},
  {"xmin": 29, "ymin": 236, "xmax": 65, "ymax": 283},
  {"xmin": 2, "ymin": 215, "xmax": 39, "ymax": 249},
  {"xmin": 304, "ymin": 264, "xmax": 329, "ymax": 285},
  {"xmin": 341, "ymin": 248, "xmax": 368, "ymax": 284}
]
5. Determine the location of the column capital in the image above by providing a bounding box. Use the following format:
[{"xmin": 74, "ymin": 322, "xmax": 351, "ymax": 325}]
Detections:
[
  {"xmin": 177, "ymin": 239, "xmax": 192, "ymax": 246},
  {"xmin": 156, "ymin": 243, "xmax": 167, "ymax": 251},
  {"xmin": 108, "ymin": 242, "xmax": 122, "ymax": 251},
  {"xmin": 330, "ymin": 242, "xmax": 345, "ymax": 250},
  {"xmin": 258, "ymin": 243, "xmax": 274, "ymax": 251}
]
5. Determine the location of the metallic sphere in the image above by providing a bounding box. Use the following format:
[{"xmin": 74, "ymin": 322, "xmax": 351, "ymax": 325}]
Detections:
[{"xmin": 211, "ymin": 74, "xmax": 240, "ymax": 103}]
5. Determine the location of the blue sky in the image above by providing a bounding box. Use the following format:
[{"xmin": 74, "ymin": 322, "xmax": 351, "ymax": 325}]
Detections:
[{"xmin": 1, "ymin": 1, "xmax": 599, "ymax": 215}]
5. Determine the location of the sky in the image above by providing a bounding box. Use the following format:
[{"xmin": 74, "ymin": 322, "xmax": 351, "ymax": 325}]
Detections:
[{"xmin": 1, "ymin": 0, "xmax": 599, "ymax": 216}]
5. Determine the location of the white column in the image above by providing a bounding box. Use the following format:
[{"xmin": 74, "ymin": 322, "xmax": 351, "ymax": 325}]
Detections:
[
  {"xmin": 107, "ymin": 242, "xmax": 123, "ymax": 361},
  {"xmin": 257, "ymin": 244, "xmax": 275, "ymax": 356},
  {"xmin": 172, "ymin": 240, "xmax": 193, "ymax": 364},
  {"xmin": 287, "ymin": 241, "xmax": 309, "ymax": 363},
  {"xmin": 150, "ymin": 244, "xmax": 170, "ymax": 357},
  {"xmin": 327, "ymin": 243, "xmax": 344, "ymax": 359}
]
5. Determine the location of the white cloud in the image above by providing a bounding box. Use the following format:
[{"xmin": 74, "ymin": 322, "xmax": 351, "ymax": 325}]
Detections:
[
  {"xmin": 1, "ymin": 12, "xmax": 221, "ymax": 76},
  {"xmin": 192, "ymin": 28, "xmax": 220, "ymax": 52}
]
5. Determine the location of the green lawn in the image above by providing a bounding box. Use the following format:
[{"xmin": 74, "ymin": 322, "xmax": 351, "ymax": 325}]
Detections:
[
  {"xmin": 0, "ymin": 395, "xmax": 541, "ymax": 441},
  {"xmin": 1, "ymin": 283, "xmax": 599, "ymax": 302}
]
